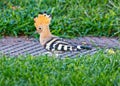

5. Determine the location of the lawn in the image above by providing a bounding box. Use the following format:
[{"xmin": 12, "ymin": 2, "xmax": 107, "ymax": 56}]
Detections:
[
  {"xmin": 0, "ymin": 0, "xmax": 120, "ymax": 38},
  {"xmin": 0, "ymin": 50, "xmax": 120, "ymax": 86},
  {"xmin": 0, "ymin": 0, "xmax": 120, "ymax": 86}
]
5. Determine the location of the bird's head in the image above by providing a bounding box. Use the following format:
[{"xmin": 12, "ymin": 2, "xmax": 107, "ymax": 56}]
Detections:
[{"xmin": 34, "ymin": 13, "xmax": 52, "ymax": 34}]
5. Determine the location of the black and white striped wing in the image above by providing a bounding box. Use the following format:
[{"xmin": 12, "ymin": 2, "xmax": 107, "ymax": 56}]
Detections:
[{"xmin": 44, "ymin": 37, "xmax": 75, "ymax": 51}]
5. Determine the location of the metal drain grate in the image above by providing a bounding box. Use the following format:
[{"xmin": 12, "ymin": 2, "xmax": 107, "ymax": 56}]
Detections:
[
  {"xmin": 0, "ymin": 37, "xmax": 99, "ymax": 58},
  {"xmin": 0, "ymin": 41, "xmax": 46, "ymax": 57},
  {"xmin": 0, "ymin": 36, "xmax": 119, "ymax": 58}
]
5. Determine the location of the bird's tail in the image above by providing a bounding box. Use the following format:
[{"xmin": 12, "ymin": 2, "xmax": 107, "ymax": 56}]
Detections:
[{"xmin": 76, "ymin": 45, "xmax": 92, "ymax": 51}]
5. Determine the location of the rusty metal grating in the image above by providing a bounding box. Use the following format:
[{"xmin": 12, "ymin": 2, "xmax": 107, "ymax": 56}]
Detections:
[{"xmin": 0, "ymin": 37, "xmax": 119, "ymax": 58}]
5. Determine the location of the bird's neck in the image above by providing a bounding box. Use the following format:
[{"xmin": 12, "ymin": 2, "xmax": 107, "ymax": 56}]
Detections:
[
  {"xmin": 40, "ymin": 27, "xmax": 52, "ymax": 38},
  {"xmin": 40, "ymin": 27, "xmax": 52, "ymax": 45}
]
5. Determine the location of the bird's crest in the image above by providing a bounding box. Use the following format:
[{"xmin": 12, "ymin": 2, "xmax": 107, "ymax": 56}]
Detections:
[{"xmin": 34, "ymin": 13, "xmax": 51, "ymax": 27}]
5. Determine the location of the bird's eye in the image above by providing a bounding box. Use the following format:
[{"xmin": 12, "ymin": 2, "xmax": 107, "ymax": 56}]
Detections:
[{"xmin": 39, "ymin": 27, "xmax": 42, "ymax": 30}]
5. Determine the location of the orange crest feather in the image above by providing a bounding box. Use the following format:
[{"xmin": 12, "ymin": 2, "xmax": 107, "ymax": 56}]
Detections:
[{"xmin": 34, "ymin": 14, "xmax": 51, "ymax": 27}]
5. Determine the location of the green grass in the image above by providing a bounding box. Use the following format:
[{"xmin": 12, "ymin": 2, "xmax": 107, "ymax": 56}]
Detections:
[
  {"xmin": 0, "ymin": 51, "xmax": 120, "ymax": 86},
  {"xmin": 0, "ymin": 1, "xmax": 120, "ymax": 85},
  {"xmin": 0, "ymin": 0, "xmax": 120, "ymax": 38}
]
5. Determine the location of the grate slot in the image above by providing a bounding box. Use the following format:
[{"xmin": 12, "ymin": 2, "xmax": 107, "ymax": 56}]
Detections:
[
  {"xmin": 0, "ymin": 42, "xmax": 29, "ymax": 51},
  {"xmin": 9, "ymin": 43, "xmax": 41, "ymax": 53},
  {"xmin": 1, "ymin": 42, "xmax": 35, "ymax": 54},
  {"xmin": 9, "ymin": 44, "xmax": 43, "ymax": 56},
  {"xmin": 21, "ymin": 47, "xmax": 45, "ymax": 55},
  {"xmin": 79, "ymin": 48, "xmax": 97, "ymax": 56}
]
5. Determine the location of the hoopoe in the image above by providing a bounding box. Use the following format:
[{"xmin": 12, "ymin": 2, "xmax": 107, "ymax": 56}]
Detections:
[{"xmin": 34, "ymin": 13, "xmax": 92, "ymax": 54}]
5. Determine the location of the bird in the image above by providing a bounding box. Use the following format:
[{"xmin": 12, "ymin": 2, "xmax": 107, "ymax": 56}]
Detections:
[{"xmin": 34, "ymin": 13, "xmax": 92, "ymax": 56}]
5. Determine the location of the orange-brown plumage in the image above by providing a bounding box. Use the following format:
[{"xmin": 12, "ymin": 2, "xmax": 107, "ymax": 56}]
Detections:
[
  {"xmin": 34, "ymin": 13, "xmax": 54, "ymax": 46},
  {"xmin": 34, "ymin": 14, "xmax": 51, "ymax": 27}
]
